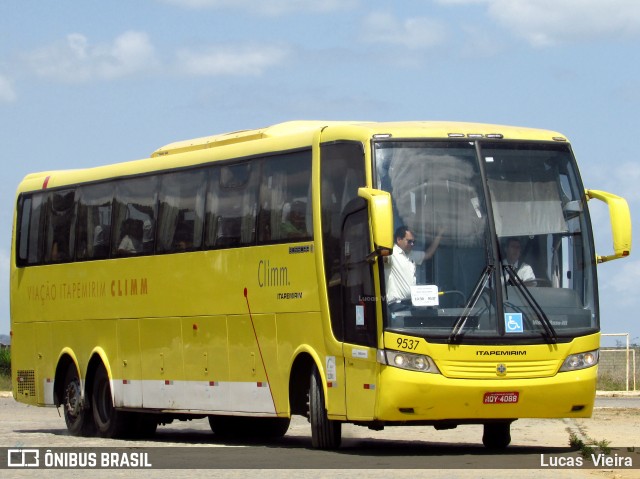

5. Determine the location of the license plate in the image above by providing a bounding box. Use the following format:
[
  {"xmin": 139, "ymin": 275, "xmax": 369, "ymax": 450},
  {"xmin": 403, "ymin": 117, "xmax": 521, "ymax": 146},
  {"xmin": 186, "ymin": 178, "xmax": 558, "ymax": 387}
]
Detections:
[{"xmin": 483, "ymin": 392, "xmax": 519, "ymax": 404}]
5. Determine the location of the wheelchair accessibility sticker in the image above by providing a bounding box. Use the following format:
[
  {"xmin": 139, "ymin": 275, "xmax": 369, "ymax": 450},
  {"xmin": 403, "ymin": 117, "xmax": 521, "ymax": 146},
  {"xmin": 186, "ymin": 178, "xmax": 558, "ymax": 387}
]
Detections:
[{"xmin": 505, "ymin": 313, "xmax": 523, "ymax": 333}]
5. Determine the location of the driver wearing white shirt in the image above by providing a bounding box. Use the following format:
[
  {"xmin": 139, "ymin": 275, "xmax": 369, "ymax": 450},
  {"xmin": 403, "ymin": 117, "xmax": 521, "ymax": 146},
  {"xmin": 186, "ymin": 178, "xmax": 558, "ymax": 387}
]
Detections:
[{"xmin": 385, "ymin": 226, "xmax": 442, "ymax": 304}]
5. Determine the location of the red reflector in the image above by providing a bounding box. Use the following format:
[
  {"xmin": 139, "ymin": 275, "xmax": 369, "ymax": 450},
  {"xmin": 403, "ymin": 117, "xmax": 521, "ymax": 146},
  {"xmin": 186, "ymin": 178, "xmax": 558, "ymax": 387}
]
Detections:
[
  {"xmin": 623, "ymin": 251, "xmax": 630, "ymax": 256},
  {"xmin": 42, "ymin": 176, "xmax": 51, "ymax": 189}
]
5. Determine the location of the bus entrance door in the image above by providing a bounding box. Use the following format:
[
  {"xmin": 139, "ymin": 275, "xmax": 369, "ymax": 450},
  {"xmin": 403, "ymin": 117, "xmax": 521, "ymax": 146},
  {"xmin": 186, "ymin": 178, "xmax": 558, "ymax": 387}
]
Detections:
[{"xmin": 341, "ymin": 201, "xmax": 379, "ymax": 420}]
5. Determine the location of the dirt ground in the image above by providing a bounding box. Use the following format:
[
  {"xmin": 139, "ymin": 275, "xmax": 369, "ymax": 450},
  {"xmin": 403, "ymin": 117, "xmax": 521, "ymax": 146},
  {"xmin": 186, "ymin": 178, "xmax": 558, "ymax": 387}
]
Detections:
[{"xmin": 1, "ymin": 391, "xmax": 638, "ymax": 478}]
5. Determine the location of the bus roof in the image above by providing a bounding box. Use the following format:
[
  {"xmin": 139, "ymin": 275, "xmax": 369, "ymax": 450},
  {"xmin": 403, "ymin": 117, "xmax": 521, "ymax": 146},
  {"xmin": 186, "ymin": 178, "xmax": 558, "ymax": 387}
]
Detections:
[
  {"xmin": 150, "ymin": 120, "xmax": 567, "ymax": 157},
  {"xmin": 17, "ymin": 120, "xmax": 568, "ymax": 193}
]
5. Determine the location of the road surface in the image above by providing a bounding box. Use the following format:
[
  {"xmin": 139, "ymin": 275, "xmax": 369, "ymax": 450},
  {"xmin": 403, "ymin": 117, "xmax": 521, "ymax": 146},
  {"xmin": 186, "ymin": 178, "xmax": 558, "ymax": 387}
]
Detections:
[{"xmin": 0, "ymin": 393, "xmax": 638, "ymax": 478}]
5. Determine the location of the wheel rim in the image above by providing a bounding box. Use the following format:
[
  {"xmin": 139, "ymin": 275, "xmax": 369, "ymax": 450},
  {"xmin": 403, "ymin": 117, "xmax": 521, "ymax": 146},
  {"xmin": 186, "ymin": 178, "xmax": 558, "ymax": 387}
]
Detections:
[{"xmin": 64, "ymin": 378, "xmax": 82, "ymax": 420}]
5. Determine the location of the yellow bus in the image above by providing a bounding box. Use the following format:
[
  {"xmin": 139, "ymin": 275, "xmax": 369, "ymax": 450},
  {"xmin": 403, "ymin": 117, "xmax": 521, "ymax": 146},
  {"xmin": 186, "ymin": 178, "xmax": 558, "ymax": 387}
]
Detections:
[{"xmin": 11, "ymin": 121, "xmax": 631, "ymax": 448}]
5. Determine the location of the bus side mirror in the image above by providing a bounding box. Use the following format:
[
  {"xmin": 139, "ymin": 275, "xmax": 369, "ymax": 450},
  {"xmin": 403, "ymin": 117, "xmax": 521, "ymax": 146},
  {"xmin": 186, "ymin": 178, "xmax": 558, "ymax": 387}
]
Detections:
[
  {"xmin": 358, "ymin": 187, "xmax": 393, "ymax": 261},
  {"xmin": 585, "ymin": 189, "xmax": 632, "ymax": 263}
]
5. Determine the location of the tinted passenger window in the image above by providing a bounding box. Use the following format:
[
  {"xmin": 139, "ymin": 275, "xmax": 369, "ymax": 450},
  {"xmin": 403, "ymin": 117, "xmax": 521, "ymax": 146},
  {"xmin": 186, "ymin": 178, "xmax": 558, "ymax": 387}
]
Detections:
[
  {"xmin": 76, "ymin": 183, "xmax": 113, "ymax": 260},
  {"xmin": 17, "ymin": 193, "xmax": 46, "ymax": 266},
  {"xmin": 44, "ymin": 189, "xmax": 77, "ymax": 263},
  {"xmin": 112, "ymin": 176, "xmax": 158, "ymax": 256},
  {"xmin": 157, "ymin": 170, "xmax": 206, "ymax": 253},
  {"xmin": 258, "ymin": 151, "xmax": 312, "ymax": 243},
  {"xmin": 205, "ymin": 163, "xmax": 258, "ymax": 248}
]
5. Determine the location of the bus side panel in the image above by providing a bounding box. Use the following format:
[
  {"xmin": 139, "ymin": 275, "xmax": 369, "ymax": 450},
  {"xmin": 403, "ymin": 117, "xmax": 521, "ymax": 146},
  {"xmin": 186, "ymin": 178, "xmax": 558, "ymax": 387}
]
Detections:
[
  {"xmin": 54, "ymin": 319, "xmax": 118, "ymax": 385},
  {"xmin": 12, "ymin": 323, "xmax": 38, "ymax": 405},
  {"xmin": 114, "ymin": 318, "xmax": 142, "ymax": 408},
  {"xmin": 276, "ymin": 311, "xmax": 335, "ymax": 416},
  {"xmin": 227, "ymin": 314, "xmax": 276, "ymax": 414},
  {"xmin": 181, "ymin": 315, "xmax": 230, "ymax": 411},
  {"xmin": 34, "ymin": 321, "xmax": 54, "ymax": 405},
  {"xmin": 139, "ymin": 317, "xmax": 185, "ymax": 409}
]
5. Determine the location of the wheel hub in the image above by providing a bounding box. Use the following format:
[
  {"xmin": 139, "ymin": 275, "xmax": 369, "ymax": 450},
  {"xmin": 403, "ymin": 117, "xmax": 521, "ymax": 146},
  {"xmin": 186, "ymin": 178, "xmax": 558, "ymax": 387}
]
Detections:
[{"xmin": 65, "ymin": 380, "xmax": 82, "ymax": 417}]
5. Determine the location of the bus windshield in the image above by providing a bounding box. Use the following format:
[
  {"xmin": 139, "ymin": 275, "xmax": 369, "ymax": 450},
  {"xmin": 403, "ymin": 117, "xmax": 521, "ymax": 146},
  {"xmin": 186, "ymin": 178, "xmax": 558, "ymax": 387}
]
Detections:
[{"xmin": 375, "ymin": 140, "xmax": 597, "ymax": 343}]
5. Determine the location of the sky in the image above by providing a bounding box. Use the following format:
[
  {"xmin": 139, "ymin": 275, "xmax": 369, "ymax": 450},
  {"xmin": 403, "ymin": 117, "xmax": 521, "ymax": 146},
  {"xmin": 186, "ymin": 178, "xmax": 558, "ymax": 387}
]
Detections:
[{"xmin": 0, "ymin": 0, "xmax": 638, "ymax": 346}]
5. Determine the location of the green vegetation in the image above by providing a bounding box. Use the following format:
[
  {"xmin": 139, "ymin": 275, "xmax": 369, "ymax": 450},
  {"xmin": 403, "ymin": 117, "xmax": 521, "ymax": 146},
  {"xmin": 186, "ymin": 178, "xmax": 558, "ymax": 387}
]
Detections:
[
  {"xmin": 0, "ymin": 347, "xmax": 10, "ymax": 391},
  {"xmin": 569, "ymin": 432, "xmax": 612, "ymax": 458},
  {"xmin": 597, "ymin": 372, "xmax": 628, "ymax": 391},
  {"xmin": 597, "ymin": 347, "xmax": 640, "ymax": 390}
]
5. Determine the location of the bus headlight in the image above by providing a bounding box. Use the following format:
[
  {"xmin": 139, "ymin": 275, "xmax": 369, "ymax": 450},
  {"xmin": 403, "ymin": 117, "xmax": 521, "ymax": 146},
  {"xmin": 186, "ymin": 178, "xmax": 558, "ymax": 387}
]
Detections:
[
  {"xmin": 559, "ymin": 349, "xmax": 599, "ymax": 372},
  {"xmin": 380, "ymin": 350, "xmax": 441, "ymax": 374}
]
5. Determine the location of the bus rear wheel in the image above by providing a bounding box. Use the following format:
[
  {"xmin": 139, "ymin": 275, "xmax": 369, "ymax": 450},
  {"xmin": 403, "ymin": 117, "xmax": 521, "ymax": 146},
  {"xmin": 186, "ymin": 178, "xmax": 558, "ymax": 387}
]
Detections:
[
  {"xmin": 482, "ymin": 421, "xmax": 512, "ymax": 449},
  {"xmin": 62, "ymin": 364, "xmax": 95, "ymax": 436},
  {"xmin": 308, "ymin": 365, "xmax": 341, "ymax": 449},
  {"xmin": 91, "ymin": 364, "xmax": 128, "ymax": 438}
]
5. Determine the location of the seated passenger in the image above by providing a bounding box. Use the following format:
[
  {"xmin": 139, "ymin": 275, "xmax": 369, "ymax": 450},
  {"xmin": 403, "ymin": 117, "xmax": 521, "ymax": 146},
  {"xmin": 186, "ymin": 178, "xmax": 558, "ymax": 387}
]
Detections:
[
  {"xmin": 281, "ymin": 201, "xmax": 307, "ymax": 239},
  {"xmin": 118, "ymin": 219, "xmax": 143, "ymax": 254}
]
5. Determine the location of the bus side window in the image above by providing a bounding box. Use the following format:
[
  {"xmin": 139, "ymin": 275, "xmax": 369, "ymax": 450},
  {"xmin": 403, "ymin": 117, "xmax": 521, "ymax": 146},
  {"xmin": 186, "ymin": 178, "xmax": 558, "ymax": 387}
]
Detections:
[
  {"xmin": 44, "ymin": 189, "xmax": 77, "ymax": 263},
  {"xmin": 17, "ymin": 193, "xmax": 47, "ymax": 266},
  {"xmin": 258, "ymin": 150, "xmax": 312, "ymax": 243},
  {"xmin": 205, "ymin": 162, "xmax": 258, "ymax": 248},
  {"xmin": 112, "ymin": 176, "xmax": 158, "ymax": 256},
  {"xmin": 157, "ymin": 170, "xmax": 206, "ymax": 253},
  {"xmin": 320, "ymin": 141, "xmax": 366, "ymax": 341},
  {"xmin": 76, "ymin": 182, "xmax": 113, "ymax": 260}
]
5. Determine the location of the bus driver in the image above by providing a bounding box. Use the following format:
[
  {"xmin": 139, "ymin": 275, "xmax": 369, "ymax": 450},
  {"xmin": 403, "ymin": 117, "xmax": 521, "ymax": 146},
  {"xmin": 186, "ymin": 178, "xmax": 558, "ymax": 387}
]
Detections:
[{"xmin": 384, "ymin": 225, "xmax": 442, "ymax": 310}]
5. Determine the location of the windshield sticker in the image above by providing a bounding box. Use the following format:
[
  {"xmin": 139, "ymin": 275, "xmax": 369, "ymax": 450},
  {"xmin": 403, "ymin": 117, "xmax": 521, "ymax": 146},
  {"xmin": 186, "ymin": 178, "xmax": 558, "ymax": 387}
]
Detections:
[
  {"xmin": 505, "ymin": 313, "xmax": 524, "ymax": 333},
  {"xmin": 411, "ymin": 285, "xmax": 439, "ymax": 307},
  {"xmin": 355, "ymin": 304, "xmax": 365, "ymax": 326}
]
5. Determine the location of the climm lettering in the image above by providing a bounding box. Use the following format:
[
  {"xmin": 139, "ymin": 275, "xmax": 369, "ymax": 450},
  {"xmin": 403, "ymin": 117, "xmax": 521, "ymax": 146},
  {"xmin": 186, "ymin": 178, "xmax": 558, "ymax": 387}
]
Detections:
[
  {"xmin": 476, "ymin": 350, "xmax": 527, "ymax": 356},
  {"xmin": 258, "ymin": 260, "xmax": 290, "ymax": 287},
  {"xmin": 111, "ymin": 278, "xmax": 148, "ymax": 297}
]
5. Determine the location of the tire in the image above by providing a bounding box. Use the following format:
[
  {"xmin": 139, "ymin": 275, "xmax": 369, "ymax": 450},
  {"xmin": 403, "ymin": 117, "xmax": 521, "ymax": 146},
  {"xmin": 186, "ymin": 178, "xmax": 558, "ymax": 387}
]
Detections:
[
  {"xmin": 255, "ymin": 417, "xmax": 290, "ymax": 438},
  {"xmin": 308, "ymin": 365, "xmax": 341, "ymax": 449},
  {"xmin": 208, "ymin": 415, "xmax": 240, "ymax": 437},
  {"xmin": 91, "ymin": 364, "xmax": 129, "ymax": 438},
  {"xmin": 62, "ymin": 365, "xmax": 95, "ymax": 436},
  {"xmin": 482, "ymin": 422, "xmax": 512, "ymax": 449}
]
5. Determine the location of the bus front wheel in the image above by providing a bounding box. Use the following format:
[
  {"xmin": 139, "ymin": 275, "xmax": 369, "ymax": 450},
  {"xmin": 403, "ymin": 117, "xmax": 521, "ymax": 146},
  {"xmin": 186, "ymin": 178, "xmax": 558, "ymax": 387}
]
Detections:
[
  {"xmin": 308, "ymin": 366, "xmax": 341, "ymax": 449},
  {"xmin": 62, "ymin": 364, "xmax": 95, "ymax": 436},
  {"xmin": 482, "ymin": 421, "xmax": 512, "ymax": 449},
  {"xmin": 91, "ymin": 364, "xmax": 128, "ymax": 438}
]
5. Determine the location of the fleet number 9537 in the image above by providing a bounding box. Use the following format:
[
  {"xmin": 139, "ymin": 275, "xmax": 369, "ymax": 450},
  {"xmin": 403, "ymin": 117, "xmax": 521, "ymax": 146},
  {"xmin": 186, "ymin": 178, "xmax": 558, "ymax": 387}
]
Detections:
[{"xmin": 396, "ymin": 338, "xmax": 420, "ymax": 350}]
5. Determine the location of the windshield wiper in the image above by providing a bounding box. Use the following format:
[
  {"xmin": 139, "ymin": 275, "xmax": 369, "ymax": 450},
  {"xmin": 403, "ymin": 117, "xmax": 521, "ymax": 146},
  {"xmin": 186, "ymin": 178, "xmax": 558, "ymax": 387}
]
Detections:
[
  {"xmin": 448, "ymin": 265, "xmax": 494, "ymax": 343},
  {"xmin": 503, "ymin": 265, "xmax": 557, "ymax": 343}
]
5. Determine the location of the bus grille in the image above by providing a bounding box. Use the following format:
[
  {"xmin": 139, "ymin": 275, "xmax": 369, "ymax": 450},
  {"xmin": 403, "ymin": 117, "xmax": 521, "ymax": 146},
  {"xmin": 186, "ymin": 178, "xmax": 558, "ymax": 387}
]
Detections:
[
  {"xmin": 16, "ymin": 370, "xmax": 36, "ymax": 397},
  {"xmin": 438, "ymin": 359, "xmax": 560, "ymax": 379}
]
